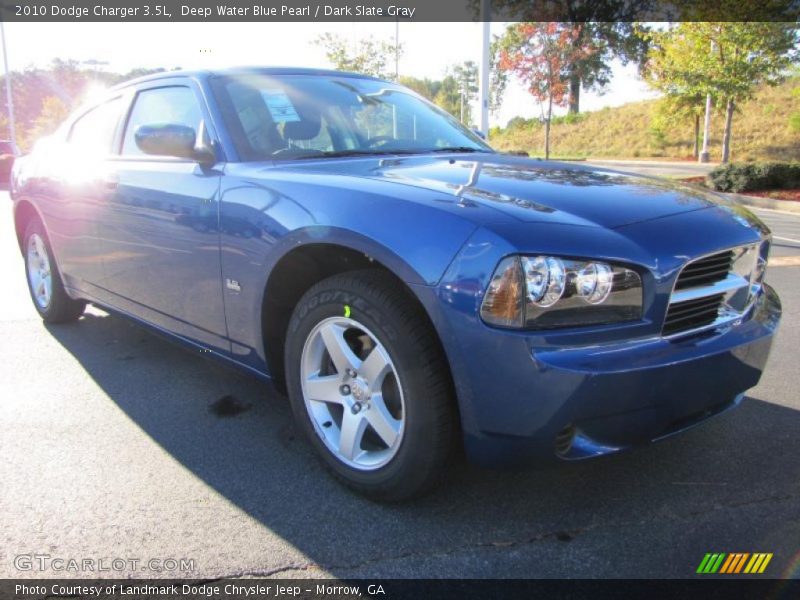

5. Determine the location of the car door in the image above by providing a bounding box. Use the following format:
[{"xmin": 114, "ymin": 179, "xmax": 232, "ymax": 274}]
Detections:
[
  {"xmin": 100, "ymin": 80, "xmax": 229, "ymax": 353},
  {"xmin": 42, "ymin": 96, "xmax": 125, "ymax": 292}
]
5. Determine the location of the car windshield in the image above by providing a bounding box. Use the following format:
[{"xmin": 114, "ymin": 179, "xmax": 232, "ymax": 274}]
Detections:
[{"xmin": 210, "ymin": 73, "xmax": 493, "ymax": 161}]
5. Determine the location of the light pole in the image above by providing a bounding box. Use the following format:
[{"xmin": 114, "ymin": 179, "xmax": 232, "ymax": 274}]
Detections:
[
  {"xmin": 478, "ymin": 3, "xmax": 490, "ymax": 136},
  {"xmin": 394, "ymin": 20, "xmax": 399, "ymax": 81},
  {"xmin": 0, "ymin": 21, "xmax": 16, "ymax": 145},
  {"xmin": 699, "ymin": 92, "xmax": 711, "ymax": 163}
]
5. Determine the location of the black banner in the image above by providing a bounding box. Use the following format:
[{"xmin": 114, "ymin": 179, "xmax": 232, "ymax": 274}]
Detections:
[
  {"xmin": 0, "ymin": 0, "xmax": 799, "ymax": 22},
  {"xmin": 2, "ymin": 579, "xmax": 800, "ymax": 600}
]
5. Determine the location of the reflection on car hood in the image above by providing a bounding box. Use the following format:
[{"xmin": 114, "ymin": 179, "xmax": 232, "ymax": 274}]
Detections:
[{"xmin": 283, "ymin": 153, "xmax": 729, "ymax": 229}]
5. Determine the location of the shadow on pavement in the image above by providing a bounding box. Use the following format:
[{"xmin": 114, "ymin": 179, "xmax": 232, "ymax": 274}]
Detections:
[{"xmin": 45, "ymin": 309, "xmax": 800, "ymax": 577}]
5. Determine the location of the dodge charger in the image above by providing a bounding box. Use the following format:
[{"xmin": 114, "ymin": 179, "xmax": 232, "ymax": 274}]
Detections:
[{"xmin": 11, "ymin": 68, "xmax": 781, "ymax": 500}]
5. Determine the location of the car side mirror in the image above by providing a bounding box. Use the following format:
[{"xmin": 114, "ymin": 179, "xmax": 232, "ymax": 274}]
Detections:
[{"xmin": 135, "ymin": 121, "xmax": 216, "ymax": 166}]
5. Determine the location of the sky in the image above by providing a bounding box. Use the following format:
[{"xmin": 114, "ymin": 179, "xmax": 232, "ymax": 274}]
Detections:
[{"xmin": 3, "ymin": 21, "xmax": 659, "ymax": 126}]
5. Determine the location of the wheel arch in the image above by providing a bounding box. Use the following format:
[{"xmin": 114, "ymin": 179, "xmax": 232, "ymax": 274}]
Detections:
[
  {"xmin": 13, "ymin": 199, "xmax": 43, "ymax": 252},
  {"xmin": 259, "ymin": 239, "xmax": 453, "ymax": 400}
]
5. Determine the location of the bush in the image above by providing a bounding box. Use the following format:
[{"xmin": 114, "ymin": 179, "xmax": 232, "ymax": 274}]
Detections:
[
  {"xmin": 551, "ymin": 112, "xmax": 585, "ymax": 126},
  {"xmin": 706, "ymin": 162, "xmax": 800, "ymax": 193},
  {"xmin": 506, "ymin": 116, "xmax": 533, "ymax": 130}
]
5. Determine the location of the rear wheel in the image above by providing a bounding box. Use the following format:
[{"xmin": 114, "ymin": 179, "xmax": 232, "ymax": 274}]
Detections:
[
  {"xmin": 285, "ymin": 270, "xmax": 456, "ymax": 501},
  {"xmin": 23, "ymin": 218, "xmax": 85, "ymax": 323}
]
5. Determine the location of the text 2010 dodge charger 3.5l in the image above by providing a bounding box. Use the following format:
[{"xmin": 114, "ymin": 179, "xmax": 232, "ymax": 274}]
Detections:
[{"xmin": 12, "ymin": 68, "xmax": 781, "ymax": 500}]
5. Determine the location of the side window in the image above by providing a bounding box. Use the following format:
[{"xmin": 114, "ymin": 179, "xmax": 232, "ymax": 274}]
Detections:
[
  {"xmin": 68, "ymin": 97, "xmax": 124, "ymax": 154},
  {"xmin": 121, "ymin": 86, "xmax": 203, "ymax": 157}
]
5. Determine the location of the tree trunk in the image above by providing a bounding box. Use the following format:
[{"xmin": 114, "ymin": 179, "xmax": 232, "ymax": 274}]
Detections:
[
  {"xmin": 693, "ymin": 114, "xmax": 700, "ymax": 159},
  {"xmin": 545, "ymin": 96, "xmax": 552, "ymax": 160},
  {"xmin": 568, "ymin": 72, "xmax": 580, "ymax": 114},
  {"xmin": 721, "ymin": 98, "xmax": 735, "ymax": 164}
]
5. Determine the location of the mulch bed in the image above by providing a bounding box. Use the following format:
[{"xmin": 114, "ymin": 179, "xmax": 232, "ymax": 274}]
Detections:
[
  {"xmin": 679, "ymin": 177, "xmax": 800, "ymax": 202},
  {"xmin": 743, "ymin": 189, "xmax": 800, "ymax": 202}
]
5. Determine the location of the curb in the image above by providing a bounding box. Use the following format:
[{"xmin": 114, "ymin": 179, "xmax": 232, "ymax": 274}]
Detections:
[{"xmin": 726, "ymin": 192, "xmax": 800, "ymax": 214}]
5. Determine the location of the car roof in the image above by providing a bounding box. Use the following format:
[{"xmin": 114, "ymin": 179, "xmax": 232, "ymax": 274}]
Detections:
[{"xmin": 110, "ymin": 66, "xmax": 384, "ymax": 92}]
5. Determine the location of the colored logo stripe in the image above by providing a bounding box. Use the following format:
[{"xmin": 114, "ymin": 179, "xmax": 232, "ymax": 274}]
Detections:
[
  {"xmin": 744, "ymin": 553, "xmax": 773, "ymax": 574},
  {"xmin": 697, "ymin": 552, "xmax": 773, "ymax": 574},
  {"xmin": 697, "ymin": 553, "xmax": 726, "ymax": 573},
  {"xmin": 719, "ymin": 553, "xmax": 749, "ymax": 573}
]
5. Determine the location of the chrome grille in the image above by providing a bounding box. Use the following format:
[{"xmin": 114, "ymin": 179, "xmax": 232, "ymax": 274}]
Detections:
[
  {"xmin": 663, "ymin": 293, "xmax": 725, "ymax": 336},
  {"xmin": 673, "ymin": 250, "xmax": 733, "ymax": 290},
  {"xmin": 663, "ymin": 243, "xmax": 766, "ymax": 338}
]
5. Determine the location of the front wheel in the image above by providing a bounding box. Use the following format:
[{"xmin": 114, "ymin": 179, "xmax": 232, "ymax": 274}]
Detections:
[
  {"xmin": 23, "ymin": 218, "xmax": 85, "ymax": 323},
  {"xmin": 285, "ymin": 270, "xmax": 456, "ymax": 501}
]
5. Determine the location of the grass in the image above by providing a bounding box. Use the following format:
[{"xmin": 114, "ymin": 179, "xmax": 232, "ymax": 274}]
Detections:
[{"xmin": 490, "ymin": 76, "xmax": 800, "ymax": 163}]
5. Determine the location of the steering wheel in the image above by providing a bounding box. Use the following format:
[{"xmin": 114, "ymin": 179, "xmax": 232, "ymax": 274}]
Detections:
[{"xmin": 365, "ymin": 136, "xmax": 396, "ymax": 149}]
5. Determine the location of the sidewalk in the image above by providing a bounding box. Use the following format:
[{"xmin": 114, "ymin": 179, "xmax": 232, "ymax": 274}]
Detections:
[
  {"xmin": 726, "ymin": 192, "xmax": 800, "ymax": 214},
  {"xmin": 583, "ymin": 159, "xmax": 719, "ymax": 179}
]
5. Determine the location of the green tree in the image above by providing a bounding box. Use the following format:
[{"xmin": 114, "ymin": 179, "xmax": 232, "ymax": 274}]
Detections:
[
  {"xmin": 646, "ymin": 22, "xmax": 799, "ymax": 163},
  {"xmin": 398, "ymin": 76, "xmax": 442, "ymax": 102},
  {"xmin": 653, "ymin": 94, "xmax": 707, "ymax": 159},
  {"xmin": 451, "ymin": 61, "xmax": 478, "ymax": 124},
  {"xmin": 400, "ymin": 68, "xmax": 477, "ymax": 124},
  {"xmin": 489, "ymin": 38, "xmax": 510, "ymax": 115},
  {"xmin": 313, "ymin": 33, "xmax": 402, "ymax": 79},
  {"xmin": 432, "ymin": 75, "xmax": 461, "ymax": 121}
]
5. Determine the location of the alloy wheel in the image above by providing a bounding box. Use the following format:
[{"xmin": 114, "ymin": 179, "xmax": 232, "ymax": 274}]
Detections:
[
  {"xmin": 300, "ymin": 316, "xmax": 405, "ymax": 470},
  {"xmin": 27, "ymin": 233, "xmax": 52, "ymax": 309}
]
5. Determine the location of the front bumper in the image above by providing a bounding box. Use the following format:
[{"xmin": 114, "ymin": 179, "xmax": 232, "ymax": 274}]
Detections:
[{"xmin": 423, "ymin": 282, "xmax": 781, "ymax": 468}]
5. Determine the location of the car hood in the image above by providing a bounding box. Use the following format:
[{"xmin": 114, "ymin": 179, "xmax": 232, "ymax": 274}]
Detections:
[{"xmin": 280, "ymin": 153, "xmax": 724, "ymax": 229}]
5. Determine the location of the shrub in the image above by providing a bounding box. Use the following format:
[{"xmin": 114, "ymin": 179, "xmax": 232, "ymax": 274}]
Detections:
[
  {"xmin": 551, "ymin": 112, "xmax": 585, "ymax": 126},
  {"xmin": 706, "ymin": 162, "xmax": 800, "ymax": 193},
  {"xmin": 789, "ymin": 113, "xmax": 800, "ymax": 133},
  {"xmin": 506, "ymin": 116, "xmax": 532, "ymax": 130}
]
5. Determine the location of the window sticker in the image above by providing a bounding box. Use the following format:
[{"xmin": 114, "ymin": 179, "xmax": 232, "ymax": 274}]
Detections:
[{"xmin": 261, "ymin": 90, "xmax": 301, "ymax": 123}]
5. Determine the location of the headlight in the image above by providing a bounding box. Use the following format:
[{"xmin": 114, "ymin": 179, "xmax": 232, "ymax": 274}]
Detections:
[{"xmin": 480, "ymin": 255, "xmax": 643, "ymax": 329}]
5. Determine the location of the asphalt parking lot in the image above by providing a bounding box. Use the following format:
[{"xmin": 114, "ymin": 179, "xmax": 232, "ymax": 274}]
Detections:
[{"xmin": 1, "ymin": 192, "xmax": 799, "ymax": 580}]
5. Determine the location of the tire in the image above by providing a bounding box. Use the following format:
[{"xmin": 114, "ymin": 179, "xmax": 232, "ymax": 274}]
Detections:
[
  {"xmin": 23, "ymin": 218, "xmax": 86, "ymax": 324},
  {"xmin": 285, "ymin": 269, "xmax": 456, "ymax": 501}
]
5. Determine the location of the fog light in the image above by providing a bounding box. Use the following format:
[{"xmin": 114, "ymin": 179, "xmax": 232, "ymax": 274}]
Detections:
[{"xmin": 555, "ymin": 424, "xmax": 576, "ymax": 456}]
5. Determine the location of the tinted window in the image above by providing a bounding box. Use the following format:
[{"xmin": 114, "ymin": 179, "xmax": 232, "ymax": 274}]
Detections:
[
  {"xmin": 211, "ymin": 74, "xmax": 490, "ymax": 161},
  {"xmin": 69, "ymin": 97, "xmax": 124, "ymax": 154},
  {"xmin": 122, "ymin": 86, "xmax": 203, "ymax": 157}
]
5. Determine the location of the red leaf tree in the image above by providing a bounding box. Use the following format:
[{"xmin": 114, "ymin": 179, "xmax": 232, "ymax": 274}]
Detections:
[{"xmin": 497, "ymin": 23, "xmax": 596, "ymax": 159}]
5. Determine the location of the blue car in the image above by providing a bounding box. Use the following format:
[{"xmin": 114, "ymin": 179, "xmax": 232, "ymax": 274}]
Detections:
[{"xmin": 11, "ymin": 68, "xmax": 780, "ymax": 500}]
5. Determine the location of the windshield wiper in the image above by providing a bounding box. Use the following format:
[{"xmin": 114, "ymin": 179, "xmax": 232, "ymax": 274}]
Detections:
[
  {"xmin": 427, "ymin": 146, "xmax": 486, "ymax": 153},
  {"xmin": 292, "ymin": 150, "xmax": 376, "ymax": 159},
  {"xmin": 294, "ymin": 149, "xmax": 424, "ymax": 160}
]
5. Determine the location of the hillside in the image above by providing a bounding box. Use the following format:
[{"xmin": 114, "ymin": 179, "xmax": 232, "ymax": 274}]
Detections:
[{"xmin": 489, "ymin": 76, "xmax": 800, "ymax": 162}]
